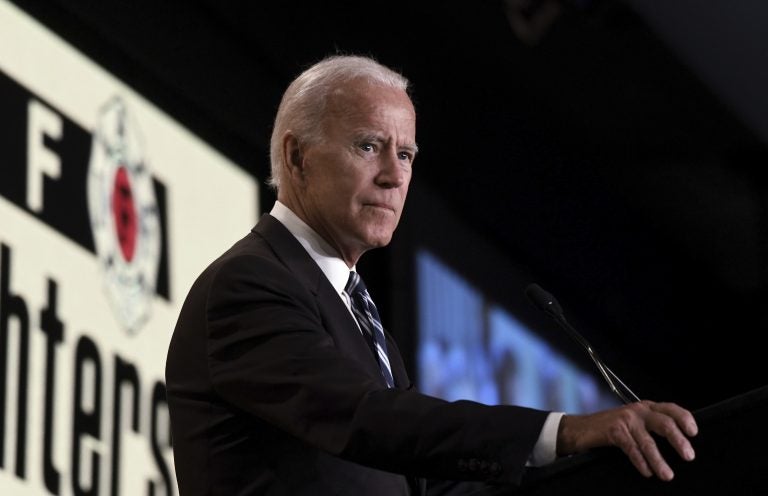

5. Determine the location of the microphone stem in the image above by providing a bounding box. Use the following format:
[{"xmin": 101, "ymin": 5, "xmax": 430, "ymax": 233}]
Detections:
[
  {"xmin": 556, "ymin": 315, "xmax": 640, "ymax": 405},
  {"xmin": 602, "ymin": 363, "xmax": 640, "ymax": 403}
]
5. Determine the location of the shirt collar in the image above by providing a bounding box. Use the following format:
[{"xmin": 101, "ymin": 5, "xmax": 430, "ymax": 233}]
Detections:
[{"xmin": 269, "ymin": 201, "xmax": 354, "ymax": 297}]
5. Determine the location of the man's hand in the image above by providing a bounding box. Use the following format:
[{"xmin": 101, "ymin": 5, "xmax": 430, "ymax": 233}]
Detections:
[{"xmin": 557, "ymin": 401, "xmax": 698, "ymax": 481}]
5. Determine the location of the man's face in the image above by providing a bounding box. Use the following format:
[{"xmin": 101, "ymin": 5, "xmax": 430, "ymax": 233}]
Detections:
[{"xmin": 296, "ymin": 79, "xmax": 417, "ymax": 265}]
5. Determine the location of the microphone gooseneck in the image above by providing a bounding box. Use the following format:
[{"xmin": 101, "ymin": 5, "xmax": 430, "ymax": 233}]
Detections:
[{"xmin": 525, "ymin": 283, "xmax": 640, "ymax": 405}]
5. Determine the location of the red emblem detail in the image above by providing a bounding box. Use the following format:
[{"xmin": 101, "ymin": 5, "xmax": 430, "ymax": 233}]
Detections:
[{"xmin": 111, "ymin": 166, "xmax": 138, "ymax": 262}]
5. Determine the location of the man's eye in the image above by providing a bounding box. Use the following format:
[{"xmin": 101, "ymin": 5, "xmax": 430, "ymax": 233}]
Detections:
[
  {"xmin": 360, "ymin": 143, "xmax": 376, "ymax": 152},
  {"xmin": 398, "ymin": 151, "xmax": 413, "ymax": 162}
]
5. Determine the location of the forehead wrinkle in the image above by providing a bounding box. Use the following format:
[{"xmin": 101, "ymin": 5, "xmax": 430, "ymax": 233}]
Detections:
[{"xmin": 323, "ymin": 82, "xmax": 417, "ymax": 151}]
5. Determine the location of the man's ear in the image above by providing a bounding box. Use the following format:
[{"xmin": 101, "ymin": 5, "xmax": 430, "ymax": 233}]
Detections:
[{"xmin": 283, "ymin": 133, "xmax": 305, "ymax": 181}]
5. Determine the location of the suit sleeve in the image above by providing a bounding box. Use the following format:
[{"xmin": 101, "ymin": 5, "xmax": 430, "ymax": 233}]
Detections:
[{"xmin": 205, "ymin": 253, "xmax": 550, "ymax": 484}]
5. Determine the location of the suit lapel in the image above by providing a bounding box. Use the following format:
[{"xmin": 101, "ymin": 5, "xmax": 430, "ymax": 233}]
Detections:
[{"xmin": 252, "ymin": 214, "xmax": 395, "ymax": 387}]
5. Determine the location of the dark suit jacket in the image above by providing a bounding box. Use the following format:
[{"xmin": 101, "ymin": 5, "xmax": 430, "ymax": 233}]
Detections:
[{"xmin": 165, "ymin": 214, "xmax": 550, "ymax": 495}]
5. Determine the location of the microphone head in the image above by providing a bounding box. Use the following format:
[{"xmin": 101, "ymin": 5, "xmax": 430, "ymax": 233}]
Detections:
[{"xmin": 525, "ymin": 283, "xmax": 564, "ymax": 317}]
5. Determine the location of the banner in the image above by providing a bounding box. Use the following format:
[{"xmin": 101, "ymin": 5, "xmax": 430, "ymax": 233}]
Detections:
[{"xmin": 0, "ymin": 2, "xmax": 259, "ymax": 494}]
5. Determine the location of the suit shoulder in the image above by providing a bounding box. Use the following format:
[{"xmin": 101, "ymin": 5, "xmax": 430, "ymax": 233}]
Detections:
[{"xmin": 198, "ymin": 232, "xmax": 289, "ymax": 284}]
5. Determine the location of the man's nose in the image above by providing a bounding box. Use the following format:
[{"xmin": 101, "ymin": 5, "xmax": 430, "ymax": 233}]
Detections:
[{"xmin": 376, "ymin": 150, "xmax": 408, "ymax": 188}]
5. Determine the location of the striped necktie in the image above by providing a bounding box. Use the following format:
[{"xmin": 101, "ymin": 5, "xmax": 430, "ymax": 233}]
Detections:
[{"xmin": 345, "ymin": 271, "xmax": 395, "ymax": 388}]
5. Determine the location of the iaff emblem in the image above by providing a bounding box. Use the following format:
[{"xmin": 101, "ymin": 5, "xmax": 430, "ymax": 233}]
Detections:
[{"xmin": 87, "ymin": 97, "xmax": 161, "ymax": 334}]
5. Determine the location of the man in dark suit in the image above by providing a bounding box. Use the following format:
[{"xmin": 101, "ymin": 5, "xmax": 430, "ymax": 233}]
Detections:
[{"xmin": 165, "ymin": 55, "xmax": 698, "ymax": 495}]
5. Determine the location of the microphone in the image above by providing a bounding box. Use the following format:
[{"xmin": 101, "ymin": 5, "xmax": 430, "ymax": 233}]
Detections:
[{"xmin": 525, "ymin": 283, "xmax": 640, "ymax": 404}]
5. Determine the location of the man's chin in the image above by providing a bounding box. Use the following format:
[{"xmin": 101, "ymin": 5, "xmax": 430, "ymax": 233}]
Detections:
[
  {"xmin": 363, "ymin": 231, "xmax": 395, "ymax": 250},
  {"xmin": 368, "ymin": 238, "xmax": 393, "ymax": 250}
]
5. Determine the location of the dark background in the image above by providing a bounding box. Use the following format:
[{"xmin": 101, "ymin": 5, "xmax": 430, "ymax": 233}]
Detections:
[{"xmin": 13, "ymin": 0, "xmax": 768, "ymax": 411}]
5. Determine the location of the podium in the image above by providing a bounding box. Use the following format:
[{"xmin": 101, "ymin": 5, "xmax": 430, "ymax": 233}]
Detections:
[{"xmin": 489, "ymin": 384, "xmax": 768, "ymax": 495}]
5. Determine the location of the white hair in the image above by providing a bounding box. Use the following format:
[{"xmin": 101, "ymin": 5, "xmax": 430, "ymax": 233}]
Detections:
[{"xmin": 267, "ymin": 55, "xmax": 411, "ymax": 190}]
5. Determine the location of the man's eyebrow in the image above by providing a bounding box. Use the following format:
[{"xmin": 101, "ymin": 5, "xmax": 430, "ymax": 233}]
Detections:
[
  {"xmin": 402, "ymin": 143, "xmax": 419, "ymax": 155},
  {"xmin": 354, "ymin": 131, "xmax": 385, "ymax": 142}
]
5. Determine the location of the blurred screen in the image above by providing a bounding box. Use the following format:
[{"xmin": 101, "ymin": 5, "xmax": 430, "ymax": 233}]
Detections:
[{"xmin": 417, "ymin": 249, "xmax": 618, "ymax": 413}]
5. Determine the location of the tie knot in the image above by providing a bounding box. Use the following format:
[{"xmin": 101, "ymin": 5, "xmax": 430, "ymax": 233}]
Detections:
[{"xmin": 345, "ymin": 271, "xmax": 367, "ymax": 297}]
